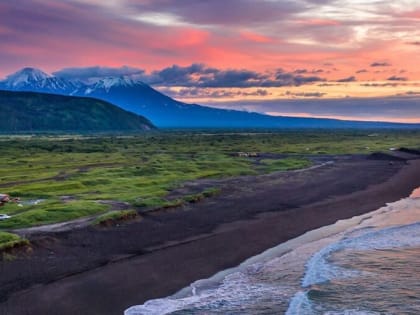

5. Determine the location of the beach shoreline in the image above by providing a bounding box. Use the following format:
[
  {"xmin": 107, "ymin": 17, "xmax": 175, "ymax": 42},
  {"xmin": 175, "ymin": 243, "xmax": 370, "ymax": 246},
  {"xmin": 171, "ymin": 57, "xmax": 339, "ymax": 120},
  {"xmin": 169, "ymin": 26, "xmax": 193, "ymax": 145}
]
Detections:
[{"xmin": 1, "ymin": 155, "xmax": 420, "ymax": 315}]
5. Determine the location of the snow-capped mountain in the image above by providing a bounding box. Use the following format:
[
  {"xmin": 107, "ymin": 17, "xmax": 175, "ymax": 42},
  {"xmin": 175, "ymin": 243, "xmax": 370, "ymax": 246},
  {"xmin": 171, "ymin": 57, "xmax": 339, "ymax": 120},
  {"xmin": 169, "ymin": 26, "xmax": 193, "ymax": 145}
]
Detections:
[
  {"xmin": 85, "ymin": 76, "xmax": 147, "ymax": 94},
  {"xmin": 0, "ymin": 68, "xmax": 147, "ymax": 95},
  {"xmin": 4, "ymin": 67, "xmax": 51, "ymax": 87},
  {"xmin": 0, "ymin": 67, "xmax": 210, "ymax": 126},
  {"xmin": 1, "ymin": 67, "xmax": 418, "ymax": 129},
  {"xmin": 0, "ymin": 67, "xmax": 80, "ymax": 94}
]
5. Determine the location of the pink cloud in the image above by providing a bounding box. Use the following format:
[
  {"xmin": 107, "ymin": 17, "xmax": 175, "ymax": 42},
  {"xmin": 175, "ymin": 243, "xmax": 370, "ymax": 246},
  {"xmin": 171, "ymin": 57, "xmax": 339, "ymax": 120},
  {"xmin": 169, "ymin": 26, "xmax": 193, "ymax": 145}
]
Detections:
[
  {"xmin": 0, "ymin": 0, "xmax": 419, "ymax": 85},
  {"xmin": 295, "ymin": 19, "xmax": 341, "ymax": 26},
  {"xmin": 240, "ymin": 31, "xmax": 274, "ymax": 43},
  {"xmin": 400, "ymin": 9, "xmax": 420, "ymax": 19}
]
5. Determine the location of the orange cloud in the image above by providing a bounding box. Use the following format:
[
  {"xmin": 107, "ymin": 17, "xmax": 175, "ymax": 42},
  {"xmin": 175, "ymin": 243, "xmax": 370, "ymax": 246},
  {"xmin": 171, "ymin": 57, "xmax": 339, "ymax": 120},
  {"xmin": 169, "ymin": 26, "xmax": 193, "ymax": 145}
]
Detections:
[{"xmin": 266, "ymin": 112, "xmax": 420, "ymax": 124}]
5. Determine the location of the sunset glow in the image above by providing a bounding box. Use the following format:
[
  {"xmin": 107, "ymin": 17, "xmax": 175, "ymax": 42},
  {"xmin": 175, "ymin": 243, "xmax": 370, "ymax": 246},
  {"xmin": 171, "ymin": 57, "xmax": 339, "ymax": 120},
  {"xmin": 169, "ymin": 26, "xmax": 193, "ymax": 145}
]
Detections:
[{"xmin": 0, "ymin": 0, "xmax": 419, "ymax": 122}]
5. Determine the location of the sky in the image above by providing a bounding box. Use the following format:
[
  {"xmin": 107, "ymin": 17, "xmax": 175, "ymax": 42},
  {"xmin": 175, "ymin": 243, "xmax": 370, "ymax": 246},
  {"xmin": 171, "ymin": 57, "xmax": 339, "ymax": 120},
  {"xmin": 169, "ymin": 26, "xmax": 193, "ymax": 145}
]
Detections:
[{"xmin": 0, "ymin": 0, "xmax": 419, "ymax": 122}]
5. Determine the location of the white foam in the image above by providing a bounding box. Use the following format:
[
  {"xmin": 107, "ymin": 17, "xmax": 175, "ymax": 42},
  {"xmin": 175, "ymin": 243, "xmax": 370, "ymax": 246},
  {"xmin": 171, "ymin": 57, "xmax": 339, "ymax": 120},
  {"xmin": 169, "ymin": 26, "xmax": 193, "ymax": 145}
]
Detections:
[
  {"xmin": 302, "ymin": 222, "xmax": 420, "ymax": 287},
  {"xmin": 125, "ymin": 268, "xmax": 295, "ymax": 314},
  {"xmin": 301, "ymin": 196, "xmax": 420, "ymax": 287},
  {"xmin": 285, "ymin": 291, "xmax": 313, "ymax": 315},
  {"xmin": 287, "ymin": 193, "xmax": 420, "ymax": 314}
]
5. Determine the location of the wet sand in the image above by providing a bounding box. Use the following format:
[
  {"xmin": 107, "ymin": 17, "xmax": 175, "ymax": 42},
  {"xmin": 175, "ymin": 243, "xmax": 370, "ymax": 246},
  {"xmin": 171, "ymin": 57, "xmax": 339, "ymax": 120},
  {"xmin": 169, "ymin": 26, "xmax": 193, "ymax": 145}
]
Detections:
[{"xmin": 0, "ymin": 154, "xmax": 419, "ymax": 315}]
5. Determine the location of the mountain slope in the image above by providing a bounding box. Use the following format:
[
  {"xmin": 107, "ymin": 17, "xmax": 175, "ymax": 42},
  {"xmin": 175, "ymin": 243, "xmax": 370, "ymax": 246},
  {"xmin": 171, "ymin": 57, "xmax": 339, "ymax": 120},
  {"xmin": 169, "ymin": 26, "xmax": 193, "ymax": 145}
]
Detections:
[
  {"xmin": 1, "ymin": 68, "xmax": 418, "ymax": 129},
  {"xmin": 0, "ymin": 90, "xmax": 155, "ymax": 132},
  {"xmin": 81, "ymin": 84, "xmax": 418, "ymax": 128}
]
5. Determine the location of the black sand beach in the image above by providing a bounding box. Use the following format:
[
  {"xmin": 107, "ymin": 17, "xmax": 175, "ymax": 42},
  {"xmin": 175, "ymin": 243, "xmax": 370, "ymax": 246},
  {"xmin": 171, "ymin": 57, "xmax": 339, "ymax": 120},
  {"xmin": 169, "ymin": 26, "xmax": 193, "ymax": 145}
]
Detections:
[{"xmin": 1, "ymin": 154, "xmax": 420, "ymax": 315}]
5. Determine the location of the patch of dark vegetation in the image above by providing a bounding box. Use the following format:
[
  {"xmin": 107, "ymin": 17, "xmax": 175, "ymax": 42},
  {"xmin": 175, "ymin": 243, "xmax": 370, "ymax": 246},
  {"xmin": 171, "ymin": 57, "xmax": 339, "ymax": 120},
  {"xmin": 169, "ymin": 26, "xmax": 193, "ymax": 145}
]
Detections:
[
  {"xmin": 93, "ymin": 210, "xmax": 139, "ymax": 227},
  {"xmin": 399, "ymin": 147, "xmax": 420, "ymax": 155},
  {"xmin": 182, "ymin": 188, "xmax": 221, "ymax": 204},
  {"xmin": 369, "ymin": 152, "xmax": 407, "ymax": 161},
  {"xmin": 0, "ymin": 232, "xmax": 30, "ymax": 259}
]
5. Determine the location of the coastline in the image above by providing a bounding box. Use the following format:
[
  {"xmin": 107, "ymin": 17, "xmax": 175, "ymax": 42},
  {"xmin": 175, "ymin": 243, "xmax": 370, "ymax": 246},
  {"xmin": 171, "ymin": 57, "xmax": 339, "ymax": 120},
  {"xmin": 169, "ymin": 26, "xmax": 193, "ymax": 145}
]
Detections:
[
  {"xmin": 0, "ymin": 156, "xmax": 420, "ymax": 315},
  {"xmin": 127, "ymin": 185, "xmax": 420, "ymax": 314}
]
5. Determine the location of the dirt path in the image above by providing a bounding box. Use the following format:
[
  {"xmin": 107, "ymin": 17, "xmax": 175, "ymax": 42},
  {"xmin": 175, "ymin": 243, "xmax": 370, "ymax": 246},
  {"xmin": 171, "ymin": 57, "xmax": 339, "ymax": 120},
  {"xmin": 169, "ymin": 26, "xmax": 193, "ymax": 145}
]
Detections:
[{"xmin": 13, "ymin": 200, "xmax": 131, "ymax": 236}]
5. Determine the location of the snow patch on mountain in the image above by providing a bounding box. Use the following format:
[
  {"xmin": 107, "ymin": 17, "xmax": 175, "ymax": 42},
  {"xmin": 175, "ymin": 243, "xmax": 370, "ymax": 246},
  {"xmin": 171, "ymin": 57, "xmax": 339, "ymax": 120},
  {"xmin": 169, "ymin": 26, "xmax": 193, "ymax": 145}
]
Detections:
[
  {"xmin": 86, "ymin": 76, "xmax": 142, "ymax": 93},
  {"xmin": 4, "ymin": 67, "xmax": 51, "ymax": 88},
  {"xmin": 0, "ymin": 68, "xmax": 147, "ymax": 95}
]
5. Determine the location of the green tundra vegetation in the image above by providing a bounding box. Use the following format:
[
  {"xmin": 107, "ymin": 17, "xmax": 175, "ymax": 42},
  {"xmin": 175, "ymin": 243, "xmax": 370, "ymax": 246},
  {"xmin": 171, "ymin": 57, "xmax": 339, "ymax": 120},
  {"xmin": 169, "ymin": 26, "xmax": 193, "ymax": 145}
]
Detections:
[{"xmin": 0, "ymin": 130, "xmax": 419, "ymax": 236}]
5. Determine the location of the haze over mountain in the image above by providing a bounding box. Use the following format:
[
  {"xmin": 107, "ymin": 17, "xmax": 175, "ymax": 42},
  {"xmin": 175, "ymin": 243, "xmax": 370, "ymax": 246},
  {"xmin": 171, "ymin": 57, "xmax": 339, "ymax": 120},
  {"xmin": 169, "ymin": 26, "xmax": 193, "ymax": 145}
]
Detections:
[
  {"xmin": 1, "ymin": 68, "xmax": 418, "ymax": 129},
  {"xmin": 0, "ymin": 90, "xmax": 154, "ymax": 132}
]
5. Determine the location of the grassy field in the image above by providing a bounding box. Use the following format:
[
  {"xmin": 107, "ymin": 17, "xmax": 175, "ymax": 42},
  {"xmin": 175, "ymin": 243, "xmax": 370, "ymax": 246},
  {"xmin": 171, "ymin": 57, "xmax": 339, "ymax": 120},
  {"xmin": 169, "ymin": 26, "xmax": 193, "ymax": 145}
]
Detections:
[{"xmin": 0, "ymin": 129, "xmax": 419, "ymax": 235}]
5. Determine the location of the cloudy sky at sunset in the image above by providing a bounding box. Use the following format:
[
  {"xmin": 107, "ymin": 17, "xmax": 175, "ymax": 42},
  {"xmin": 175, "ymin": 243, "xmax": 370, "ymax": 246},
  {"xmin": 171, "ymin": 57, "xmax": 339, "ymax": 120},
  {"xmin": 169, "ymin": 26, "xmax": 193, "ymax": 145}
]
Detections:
[{"xmin": 0, "ymin": 0, "xmax": 419, "ymax": 122}]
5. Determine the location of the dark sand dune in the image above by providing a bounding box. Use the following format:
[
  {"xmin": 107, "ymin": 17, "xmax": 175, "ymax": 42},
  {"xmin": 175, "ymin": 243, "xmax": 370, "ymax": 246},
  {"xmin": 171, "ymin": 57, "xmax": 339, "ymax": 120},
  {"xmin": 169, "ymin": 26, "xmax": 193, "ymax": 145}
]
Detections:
[{"xmin": 0, "ymin": 154, "xmax": 420, "ymax": 315}]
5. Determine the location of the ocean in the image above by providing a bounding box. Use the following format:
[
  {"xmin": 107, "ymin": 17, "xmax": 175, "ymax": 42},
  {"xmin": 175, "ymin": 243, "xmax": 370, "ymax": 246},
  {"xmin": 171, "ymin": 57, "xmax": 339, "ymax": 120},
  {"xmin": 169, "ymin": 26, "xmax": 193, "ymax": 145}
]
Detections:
[{"xmin": 125, "ymin": 187, "xmax": 420, "ymax": 315}]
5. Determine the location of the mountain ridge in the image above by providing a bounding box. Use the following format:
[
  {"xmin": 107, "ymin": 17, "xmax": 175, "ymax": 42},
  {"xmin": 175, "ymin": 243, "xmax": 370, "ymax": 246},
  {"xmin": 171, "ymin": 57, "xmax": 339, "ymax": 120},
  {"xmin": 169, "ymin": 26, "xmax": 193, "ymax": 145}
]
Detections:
[
  {"xmin": 0, "ymin": 90, "xmax": 155, "ymax": 132},
  {"xmin": 1, "ymin": 67, "xmax": 418, "ymax": 129}
]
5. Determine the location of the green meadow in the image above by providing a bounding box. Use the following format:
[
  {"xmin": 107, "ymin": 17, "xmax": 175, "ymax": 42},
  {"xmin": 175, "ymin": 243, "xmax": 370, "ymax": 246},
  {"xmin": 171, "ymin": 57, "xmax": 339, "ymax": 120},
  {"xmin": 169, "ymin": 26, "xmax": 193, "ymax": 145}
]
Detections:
[{"xmin": 0, "ymin": 130, "xmax": 419, "ymax": 237}]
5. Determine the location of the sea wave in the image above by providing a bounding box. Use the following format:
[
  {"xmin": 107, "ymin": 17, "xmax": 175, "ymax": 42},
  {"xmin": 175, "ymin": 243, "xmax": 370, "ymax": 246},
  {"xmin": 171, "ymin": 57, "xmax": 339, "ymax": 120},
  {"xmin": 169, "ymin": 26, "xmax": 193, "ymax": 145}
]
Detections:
[
  {"xmin": 302, "ymin": 222, "xmax": 420, "ymax": 287},
  {"xmin": 287, "ymin": 195, "xmax": 420, "ymax": 314},
  {"xmin": 125, "ymin": 189, "xmax": 420, "ymax": 315}
]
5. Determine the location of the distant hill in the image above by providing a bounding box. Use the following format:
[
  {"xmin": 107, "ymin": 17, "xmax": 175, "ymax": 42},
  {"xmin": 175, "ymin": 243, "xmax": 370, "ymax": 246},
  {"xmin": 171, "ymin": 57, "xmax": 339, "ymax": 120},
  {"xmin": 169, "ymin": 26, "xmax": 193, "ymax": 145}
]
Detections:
[
  {"xmin": 0, "ymin": 90, "xmax": 155, "ymax": 132},
  {"xmin": 1, "ymin": 67, "xmax": 419, "ymax": 129}
]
